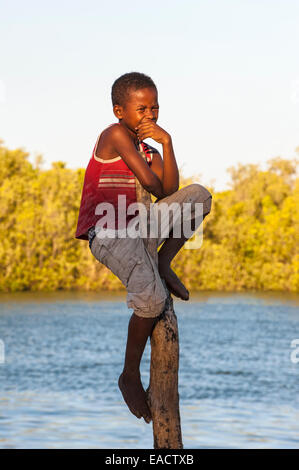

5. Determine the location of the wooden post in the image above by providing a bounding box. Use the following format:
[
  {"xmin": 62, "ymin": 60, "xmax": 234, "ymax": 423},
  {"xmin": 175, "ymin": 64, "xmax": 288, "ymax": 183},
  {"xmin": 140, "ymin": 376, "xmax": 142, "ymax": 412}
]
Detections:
[{"xmin": 135, "ymin": 153, "xmax": 183, "ymax": 449}]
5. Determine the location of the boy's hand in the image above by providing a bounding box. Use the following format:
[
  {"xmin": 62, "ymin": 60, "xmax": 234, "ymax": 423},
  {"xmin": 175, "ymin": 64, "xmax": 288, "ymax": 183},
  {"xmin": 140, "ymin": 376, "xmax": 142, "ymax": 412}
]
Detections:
[{"xmin": 136, "ymin": 118, "xmax": 171, "ymax": 145}]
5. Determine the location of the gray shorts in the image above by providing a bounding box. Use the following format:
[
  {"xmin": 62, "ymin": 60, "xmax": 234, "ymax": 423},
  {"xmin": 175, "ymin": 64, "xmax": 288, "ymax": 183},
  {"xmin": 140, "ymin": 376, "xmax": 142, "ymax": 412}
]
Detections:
[{"xmin": 90, "ymin": 184, "xmax": 212, "ymax": 318}]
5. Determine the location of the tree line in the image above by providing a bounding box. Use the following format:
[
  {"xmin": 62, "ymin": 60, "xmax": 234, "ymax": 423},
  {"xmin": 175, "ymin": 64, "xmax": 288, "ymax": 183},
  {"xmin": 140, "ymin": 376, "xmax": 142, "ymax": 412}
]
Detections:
[{"xmin": 0, "ymin": 140, "xmax": 298, "ymax": 292}]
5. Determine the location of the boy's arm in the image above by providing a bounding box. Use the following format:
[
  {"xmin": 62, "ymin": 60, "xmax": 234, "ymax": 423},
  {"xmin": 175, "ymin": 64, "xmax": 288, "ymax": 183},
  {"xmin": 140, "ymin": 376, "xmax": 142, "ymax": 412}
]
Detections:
[
  {"xmin": 137, "ymin": 120, "xmax": 179, "ymax": 196},
  {"xmin": 109, "ymin": 124, "xmax": 166, "ymax": 199}
]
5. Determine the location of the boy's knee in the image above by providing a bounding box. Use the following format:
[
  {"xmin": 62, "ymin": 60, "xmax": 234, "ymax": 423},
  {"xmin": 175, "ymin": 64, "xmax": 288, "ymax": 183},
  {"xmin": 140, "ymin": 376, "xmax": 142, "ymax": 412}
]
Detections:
[
  {"xmin": 188, "ymin": 183, "xmax": 212, "ymax": 199},
  {"xmin": 186, "ymin": 183, "xmax": 212, "ymax": 215},
  {"xmin": 203, "ymin": 194, "xmax": 212, "ymax": 216},
  {"xmin": 133, "ymin": 298, "xmax": 166, "ymax": 319}
]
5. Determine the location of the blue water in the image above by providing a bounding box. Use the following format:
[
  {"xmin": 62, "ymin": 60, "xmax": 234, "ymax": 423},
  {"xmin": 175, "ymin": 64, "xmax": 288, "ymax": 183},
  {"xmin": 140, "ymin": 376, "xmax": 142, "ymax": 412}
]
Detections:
[{"xmin": 0, "ymin": 291, "xmax": 298, "ymax": 449}]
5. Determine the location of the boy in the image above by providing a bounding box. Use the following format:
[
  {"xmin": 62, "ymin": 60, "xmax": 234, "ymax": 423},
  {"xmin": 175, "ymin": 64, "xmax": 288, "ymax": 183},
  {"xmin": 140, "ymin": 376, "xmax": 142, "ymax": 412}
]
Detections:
[{"xmin": 75, "ymin": 72, "xmax": 212, "ymax": 424}]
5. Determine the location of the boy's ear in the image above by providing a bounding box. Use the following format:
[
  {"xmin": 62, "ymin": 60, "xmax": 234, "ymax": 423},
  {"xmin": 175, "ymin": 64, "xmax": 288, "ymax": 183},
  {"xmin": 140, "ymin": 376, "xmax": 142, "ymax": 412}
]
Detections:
[{"xmin": 113, "ymin": 104, "xmax": 123, "ymax": 120}]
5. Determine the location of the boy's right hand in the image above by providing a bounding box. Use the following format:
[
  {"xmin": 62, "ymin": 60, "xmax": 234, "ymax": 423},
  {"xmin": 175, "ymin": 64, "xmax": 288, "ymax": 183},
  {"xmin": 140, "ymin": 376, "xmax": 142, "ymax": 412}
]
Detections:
[{"xmin": 135, "ymin": 118, "xmax": 171, "ymax": 146}]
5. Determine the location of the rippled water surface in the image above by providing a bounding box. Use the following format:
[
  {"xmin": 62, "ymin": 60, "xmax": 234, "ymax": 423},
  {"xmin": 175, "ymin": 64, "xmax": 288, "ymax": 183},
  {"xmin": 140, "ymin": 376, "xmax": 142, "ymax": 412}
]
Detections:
[{"xmin": 0, "ymin": 291, "xmax": 298, "ymax": 448}]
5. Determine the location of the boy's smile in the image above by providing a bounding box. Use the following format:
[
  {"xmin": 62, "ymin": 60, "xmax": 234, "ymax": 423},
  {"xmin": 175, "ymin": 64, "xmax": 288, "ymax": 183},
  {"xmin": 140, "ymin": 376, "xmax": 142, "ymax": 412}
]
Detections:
[{"xmin": 114, "ymin": 87, "xmax": 159, "ymax": 143}]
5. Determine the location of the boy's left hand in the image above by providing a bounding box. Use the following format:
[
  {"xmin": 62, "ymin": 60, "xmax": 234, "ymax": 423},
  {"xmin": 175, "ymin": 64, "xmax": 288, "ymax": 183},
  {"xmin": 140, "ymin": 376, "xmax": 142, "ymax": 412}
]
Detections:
[{"xmin": 136, "ymin": 118, "xmax": 170, "ymax": 145}]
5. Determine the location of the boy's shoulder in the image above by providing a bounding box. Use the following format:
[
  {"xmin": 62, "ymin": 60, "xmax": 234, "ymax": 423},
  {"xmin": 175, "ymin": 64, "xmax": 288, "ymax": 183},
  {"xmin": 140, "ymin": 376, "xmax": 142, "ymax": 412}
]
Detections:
[
  {"xmin": 100, "ymin": 122, "xmax": 121, "ymax": 139},
  {"xmin": 94, "ymin": 123, "xmax": 126, "ymax": 159},
  {"xmin": 97, "ymin": 123, "xmax": 124, "ymax": 143}
]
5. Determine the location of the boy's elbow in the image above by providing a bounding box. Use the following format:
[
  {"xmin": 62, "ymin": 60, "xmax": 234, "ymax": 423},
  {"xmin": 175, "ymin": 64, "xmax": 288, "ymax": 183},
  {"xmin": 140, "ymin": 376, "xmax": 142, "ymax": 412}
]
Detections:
[
  {"xmin": 141, "ymin": 173, "xmax": 161, "ymax": 193},
  {"xmin": 163, "ymin": 183, "xmax": 179, "ymax": 196},
  {"xmin": 143, "ymin": 183, "xmax": 153, "ymax": 193},
  {"xmin": 143, "ymin": 181, "xmax": 159, "ymax": 195}
]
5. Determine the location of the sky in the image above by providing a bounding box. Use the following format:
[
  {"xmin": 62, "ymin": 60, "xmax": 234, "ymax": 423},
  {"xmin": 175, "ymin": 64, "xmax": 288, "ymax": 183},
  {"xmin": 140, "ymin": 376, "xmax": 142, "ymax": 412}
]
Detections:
[{"xmin": 0, "ymin": 0, "xmax": 298, "ymax": 192}]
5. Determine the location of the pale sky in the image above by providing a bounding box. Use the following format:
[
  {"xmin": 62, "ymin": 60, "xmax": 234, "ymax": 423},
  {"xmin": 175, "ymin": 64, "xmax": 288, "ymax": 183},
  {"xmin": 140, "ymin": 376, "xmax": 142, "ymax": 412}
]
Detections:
[{"xmin": 0, "ymin": 0, "xmax": 298, "ymax": 191}]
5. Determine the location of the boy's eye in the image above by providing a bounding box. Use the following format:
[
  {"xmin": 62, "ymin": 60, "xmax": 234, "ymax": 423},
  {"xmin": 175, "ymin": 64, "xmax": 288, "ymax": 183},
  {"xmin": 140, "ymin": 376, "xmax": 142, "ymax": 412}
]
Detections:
[{"xmin": 137, "ymin": 107, "xmax": 159, "ymax": 111}]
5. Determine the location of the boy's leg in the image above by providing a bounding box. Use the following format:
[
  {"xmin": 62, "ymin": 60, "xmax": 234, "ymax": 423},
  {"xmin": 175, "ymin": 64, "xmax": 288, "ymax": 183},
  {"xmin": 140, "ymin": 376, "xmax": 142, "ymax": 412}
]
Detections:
[
  {"xmin": 157, "ymin": 228, "xmax": 191, "ymax": 300},
  {"xmin": 153, "ymin": 184, "xmax": 212, "ymax": 300},
  {"xmin": 117, "ymin": 237, "xmax": 167, "ymax": 423},
  {"xmin": 119, "ymin": 313, "xmax": 156, "ymax": 423},
  {"xmin": 90, "ymin": 234, "xmax": 166, "ymax": 423}
]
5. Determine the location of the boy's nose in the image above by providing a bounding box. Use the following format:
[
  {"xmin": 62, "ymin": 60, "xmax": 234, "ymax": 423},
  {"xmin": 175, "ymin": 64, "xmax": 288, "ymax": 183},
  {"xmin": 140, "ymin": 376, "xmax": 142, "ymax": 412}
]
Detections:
[{"xmin": 145, "ymin": 110, "xmax": 154, "ymax": 119}]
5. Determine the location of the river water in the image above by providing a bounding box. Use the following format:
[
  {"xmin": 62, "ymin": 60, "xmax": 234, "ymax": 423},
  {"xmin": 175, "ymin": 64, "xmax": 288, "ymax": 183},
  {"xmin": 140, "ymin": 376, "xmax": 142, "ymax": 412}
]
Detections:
[{"xmin": 0, "ymin": 291, "xmax": 298, "ymax": 449}]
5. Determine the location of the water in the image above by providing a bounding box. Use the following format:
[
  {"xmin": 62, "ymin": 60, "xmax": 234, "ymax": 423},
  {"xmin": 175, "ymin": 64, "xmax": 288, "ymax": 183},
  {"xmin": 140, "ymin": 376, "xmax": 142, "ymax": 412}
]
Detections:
[{"xmin": 0, "ymin": 291, "xmax": 298, "ymax": 449}]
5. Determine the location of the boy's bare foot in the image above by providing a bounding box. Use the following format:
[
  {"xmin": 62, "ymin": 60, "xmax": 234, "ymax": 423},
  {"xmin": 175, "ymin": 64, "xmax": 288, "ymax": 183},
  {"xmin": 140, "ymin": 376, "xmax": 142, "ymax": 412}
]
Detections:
[
  {"xmin": 158, "ymin": 262, "xmax": 189, "ymax": 301},
  {"xmin": 118, "ymin": 371, "xmax": 152, "ymax": 423}
]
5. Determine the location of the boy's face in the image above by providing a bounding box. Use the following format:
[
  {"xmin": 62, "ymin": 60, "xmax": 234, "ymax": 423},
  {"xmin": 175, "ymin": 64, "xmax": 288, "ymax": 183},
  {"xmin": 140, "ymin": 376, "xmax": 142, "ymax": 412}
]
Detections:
[{"xmin": 114, "ymin": 87, "xmax": 159, "ymax": 138}]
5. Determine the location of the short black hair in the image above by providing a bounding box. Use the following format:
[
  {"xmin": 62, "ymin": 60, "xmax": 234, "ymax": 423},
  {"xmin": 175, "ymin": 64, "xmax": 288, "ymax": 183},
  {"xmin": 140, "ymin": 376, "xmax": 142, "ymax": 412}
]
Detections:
[{"xmin": 111, "ymin": 72, "xmax": 157, "ymax": 107}]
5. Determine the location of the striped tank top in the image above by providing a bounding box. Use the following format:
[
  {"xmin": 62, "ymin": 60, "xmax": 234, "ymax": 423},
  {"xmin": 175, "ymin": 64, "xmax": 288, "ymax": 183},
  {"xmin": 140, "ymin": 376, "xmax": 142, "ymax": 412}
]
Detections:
[{"xmin": 75, "ymin": 125, "xmax": 158, "ymax": 241}]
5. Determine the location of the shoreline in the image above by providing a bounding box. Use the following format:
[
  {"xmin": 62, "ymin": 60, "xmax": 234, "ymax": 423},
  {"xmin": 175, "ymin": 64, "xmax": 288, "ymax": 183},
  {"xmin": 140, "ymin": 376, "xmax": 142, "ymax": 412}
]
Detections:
[{"xmin": 0, "ymin": 289, "xmax": 298, "ymax": 306}]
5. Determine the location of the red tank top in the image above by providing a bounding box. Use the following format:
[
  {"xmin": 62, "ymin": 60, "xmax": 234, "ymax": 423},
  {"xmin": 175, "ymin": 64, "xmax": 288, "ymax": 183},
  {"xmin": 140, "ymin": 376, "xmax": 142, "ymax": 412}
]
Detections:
[{"xmin": 75, "ymin": 126, "xmax": 158, "ymax": 240}]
